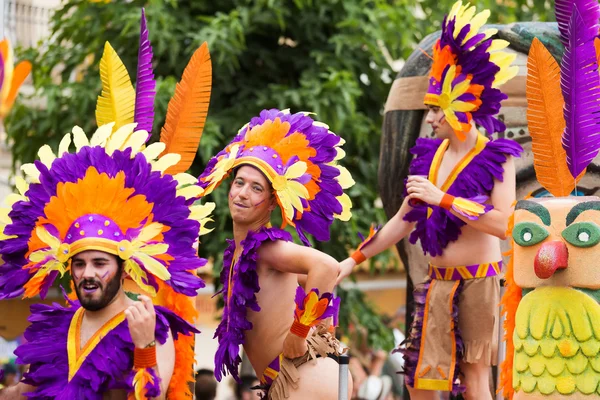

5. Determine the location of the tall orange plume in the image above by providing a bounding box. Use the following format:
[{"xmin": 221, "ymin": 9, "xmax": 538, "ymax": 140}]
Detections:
[
  {"xmin": 526, "ymin": 38, "xmax": 579, "ymax": 197},
  {"xmin": 159, "ymin": 42, "xmax": 212, "ymax": 174},
  {"xmin": 499, "ymin": 211, "xmax": 521, "ymax": 399},
  {"xmin": 1, "ymin": 60, "xmax": 32, "ymax": 117}
]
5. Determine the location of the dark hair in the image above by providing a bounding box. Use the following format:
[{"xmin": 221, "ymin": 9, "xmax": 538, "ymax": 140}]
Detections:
[
  {"xmin": 195, "ymin": 369, "xmax": 217, "ymax": 400},
  {"xmin": 235, "ymin": 375, "xmax": 259, "ymax": 398}
]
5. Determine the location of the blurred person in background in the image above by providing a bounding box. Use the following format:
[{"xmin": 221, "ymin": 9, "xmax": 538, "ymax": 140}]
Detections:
[{"xmin": 195, "ymin": 369, "xmax": 217, "ymax": 400}]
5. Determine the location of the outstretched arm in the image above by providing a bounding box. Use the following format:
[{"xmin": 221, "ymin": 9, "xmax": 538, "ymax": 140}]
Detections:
[
  {"xmin": 336, "ymin": 197, "xmax": 416, "ymax": 284},
  {"xmin": 405, "ymin": 156, "xmax": 515, "ymax": 240}
]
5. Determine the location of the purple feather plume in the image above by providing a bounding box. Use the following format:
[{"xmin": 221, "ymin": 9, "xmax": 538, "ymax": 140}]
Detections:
[
  {"xmin": 555, "ymin": 0, "xmax": 600, "ymax": 47},
  {"xmin": 134, "ymin": 8, "xmax": 156, "ymax": 141},
  {"xmin": 560, "ymin": 5, "xmax": 600, "ymax": 179},
  {"xmin": 0, "ymin": 52, "xmax": 5, "ymax": 97}
]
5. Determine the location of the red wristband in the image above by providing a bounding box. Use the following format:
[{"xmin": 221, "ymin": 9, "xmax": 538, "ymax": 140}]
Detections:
[
  {"xmin": 290, "ymin": 320, "xmax": 311, "ymax": 338},
  {"xmin": 350, "ymin": 249, "xmax": 366, "ymax": 265},
  {"xmin": 440, "ymin": 193, "xmax": 455, "ymax": 210},
  {"xmin": 134, "ymin": 346, "xmax": 157, "ymax": 368}
]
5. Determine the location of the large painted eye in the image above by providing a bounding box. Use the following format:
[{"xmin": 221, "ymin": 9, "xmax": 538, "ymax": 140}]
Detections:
[
  {"xmin": 561, "ymin": 222, "xmax": 600, "ymax": 248},
  {"xmin": 512, "ymin": 222, "xmax": 549, "ymax": 247}
]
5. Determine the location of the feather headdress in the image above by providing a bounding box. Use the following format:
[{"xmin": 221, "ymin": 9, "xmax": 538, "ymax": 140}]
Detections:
[
  {"xmin": 424, "ymin": 1, "xmax": 519, "ymax": 140},
  {"xmin": 198, "ymin": 109, "xmax": 354, "ymax": 245},
  {"xmin": 526, "ymin": 0, "xmax": 600, "ymax": 197},
  {"xmin": 95, "ymin": 8, "xmax": 212, "ymax": 174}
]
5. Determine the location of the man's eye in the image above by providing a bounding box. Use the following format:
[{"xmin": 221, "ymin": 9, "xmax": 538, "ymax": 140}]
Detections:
[{"xmin": 253, "ymin": 186, "xmax": 262, "ymax": 192}]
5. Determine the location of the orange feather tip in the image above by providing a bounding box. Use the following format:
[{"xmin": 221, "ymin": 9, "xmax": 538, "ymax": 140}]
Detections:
[
  {"xmin": 526, "ymin": 37, "xmax": 576, "ymax": 197},
  {"xmin": 159, "ymin": 42, "xmax": 212, "ymax": 174}
]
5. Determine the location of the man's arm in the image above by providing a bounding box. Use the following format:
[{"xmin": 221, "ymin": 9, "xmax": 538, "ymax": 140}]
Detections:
[
  {"xmin": 446, "ymin": 156, "xmax": 515, "ymax": 239},
  {"xmin": 336, "ymin": 196, "xmax": 416, "ymax": 284},
  {"xmin": 0, "ymin": 382, "xmax": 34, "ymax": 399},
  {"xmin": 257, "ymin": 240, "xmax": 339, "ymax": 358},
  {"xmin": 126, "ymin": 295, "xmax": 175, "ymax": 400},
  {"xmin": 258, "ymin": 240, "xmax": 339, "ymax": 294},
  {"xmin": 154, "ymin": 331, "xmax": 175, "ymax": 399},
  {"xmin": 406, "ymin": 157, "xmax": 516, "ymax": 240}
]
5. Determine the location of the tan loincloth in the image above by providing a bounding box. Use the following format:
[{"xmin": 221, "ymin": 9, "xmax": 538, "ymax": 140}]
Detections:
[{"xmin": 258, "ymin": 326, "xmax": 345, "ymax": 400}]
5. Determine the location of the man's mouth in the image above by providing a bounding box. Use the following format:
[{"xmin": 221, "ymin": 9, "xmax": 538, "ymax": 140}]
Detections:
[
  {"xmin": 234, "ymin": 203, "xmax": 250, "ymax": 209},
  {"xmin": 81, "ymin": 282, "xmax": 100, "ymax": 294}
]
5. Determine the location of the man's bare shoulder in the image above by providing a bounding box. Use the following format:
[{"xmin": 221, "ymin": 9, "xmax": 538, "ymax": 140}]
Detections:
[{"xmin": 0, "ymin": 382, "xmax": 34, "ymax": 399}]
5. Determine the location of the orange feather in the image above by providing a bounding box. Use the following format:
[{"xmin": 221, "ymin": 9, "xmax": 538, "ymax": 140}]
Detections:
[
  {"xmin": 526, "ymin": 38, "xmax": 580, "ymax": 197},
  {"xmin": 499, "ymin": 212, "xmax": 521, "ymax": 400},
  {"xmin": 1, "ymin": 60, "xmax": 32, "ymax": 116},
  {"xmin": 595, "ymin": 37, "xmax": 600, "ymax": 68},
  {"xmin": 159, "ymin": 42, "xmax": 212, "ymax": 174},
  {"xmin": 154, "ymin": 280, "xmax": 198, "ymax": 400}
]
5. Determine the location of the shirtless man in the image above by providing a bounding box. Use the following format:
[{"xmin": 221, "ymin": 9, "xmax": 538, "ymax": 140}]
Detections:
[
  {"xmin": 337, "ymin": 2, "xmax": 522, "ymax": 399},
  {"xmin": 198, "ymin": 109, "xmax": 355, "ymax": 399}
]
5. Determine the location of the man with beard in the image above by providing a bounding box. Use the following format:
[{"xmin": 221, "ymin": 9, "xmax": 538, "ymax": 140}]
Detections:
[
  {"xmin": 197, "ymin": 109, "xmax": 355, "ymax": 399},
  {"xmin": 0, "ymin": 9, "xmax": 214, "ymax": 399},
  {"xmin": 0, "ymin": 125, "xmax": 212, "ymax": 399},
  {"xmin": 336, "ymin": 2, "xmax": 522, "ymax": 399}
]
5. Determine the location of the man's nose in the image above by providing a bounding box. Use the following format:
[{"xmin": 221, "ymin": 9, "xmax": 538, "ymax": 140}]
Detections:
[
  {"xmin": 425, "ymin": 110, "xmax": 434, "ymax": 123},
  {"xmin": 81, "ymin": 264, "xmax": 96, "ymax": 279},
  {"xmin": 238, "ymin": 185, "xmax": 250, "ymax": 198}
]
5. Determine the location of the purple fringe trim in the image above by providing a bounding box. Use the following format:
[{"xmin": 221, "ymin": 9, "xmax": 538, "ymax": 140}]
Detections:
[
  {"xmin": 395, "ymin": 279, "xmax": 466, "ymax": 395},
  {"xmin": 14, "ymin": 302, "xmax": 196, "ymax": 398},
  {"xmin": 403, "ymin": 138, "xmax": 522, "ymax": 256},
  {"xmin": 214, "ymin": 226, "xmax": 293, "ymax": 383}
]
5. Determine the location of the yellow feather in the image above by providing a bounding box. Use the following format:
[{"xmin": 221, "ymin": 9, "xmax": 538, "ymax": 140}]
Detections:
[
  {"xmin": 96, "ymin": 42, "xmax": 135, "ymax": 133},
  {"xmin": 20, "ymin": 163, "xmax": 40, "ymax": 183},
  {"xmin": 177, "ymin": 185, "xmax": 203, "ymax": 200},
  {"xmin": 90, "ymin": 123, "xmax": 115, "ymax": 147},
  {"xmin": 58, "ymin": 133, "xmax": 72, "ymax": 156},
  {"xmin": 37, "ymin": 145, "xmax": 56, "ymax": 169},
  {"xmin": 152, "ymin": 153, "xmax": 181, "ymax": 174},
  {"xmin": 141, "ymin": 142, "xmax": 166, "ymax": 161},
  {"xmin": 72, "ymin": 126, "xmax": 90, "ymax": 151}
]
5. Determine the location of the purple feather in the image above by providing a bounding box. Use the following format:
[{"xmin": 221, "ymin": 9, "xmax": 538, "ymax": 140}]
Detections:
[
  {"xmin": 134, "ymin": 8, "xmax": 156, "ymax": 141},
  {"xmin": 560, "ymin": 5, "xmax": 600, "ymax": 179},
  {"xmin": 0, "ymin": 52, "xmax": 5, "ymax": 97},
  {"xmin": 403, "ymin": 138, "xmax": 522, "ymax": 256},
  {"xmin": 555, "ymin": 0, "xmax": 600, "ymax": 47}
]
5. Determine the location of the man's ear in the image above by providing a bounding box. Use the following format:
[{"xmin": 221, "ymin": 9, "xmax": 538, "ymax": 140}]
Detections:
[{"xmin": 268, "ymin": 194, "xmax": 277, "ymax": 211}]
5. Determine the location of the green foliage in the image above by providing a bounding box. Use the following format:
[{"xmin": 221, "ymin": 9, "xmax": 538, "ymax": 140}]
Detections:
[{"xmin": 6, "ymin": 0, "xmax": 554, "ymax": 350}]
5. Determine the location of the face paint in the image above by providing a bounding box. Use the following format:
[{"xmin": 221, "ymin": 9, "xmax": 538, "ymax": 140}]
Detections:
[{"xmin": 73, "ymin": 260, "xmax": 123, "ymax": 312}]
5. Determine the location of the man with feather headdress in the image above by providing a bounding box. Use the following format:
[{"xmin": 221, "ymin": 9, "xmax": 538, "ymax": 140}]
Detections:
[
  {"xmin": 197, "ymin": 108, "xmax": 355, "ymax": 399},
  {"xmin": 336, "ymin": 1, "xmax": 522, "ymax": 399},
  {"xmin": 0, "ymin": 9, "xmax": 213, "ymax": 399}
]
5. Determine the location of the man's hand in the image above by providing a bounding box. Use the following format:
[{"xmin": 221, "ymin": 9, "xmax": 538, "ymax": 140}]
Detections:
[
  {"xmin": 125, "ymin": 295, "xmax": 156, "ymax": 349},
  {"xmin": 336, "ymin": 258, "xmax": 356, "ymax": 285},
  {"xmin": 406, "ymin": 175, "xmax": 444, "ymax": 206},
  {"xmin": 282, "ymin": 331, "xmax": 308, "ymax": 359}
]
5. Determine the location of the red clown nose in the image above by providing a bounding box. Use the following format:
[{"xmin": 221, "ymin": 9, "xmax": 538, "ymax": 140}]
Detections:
[{"xmin": 534, "ymin": 240, "xmax": 568, "ymax": 279}]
